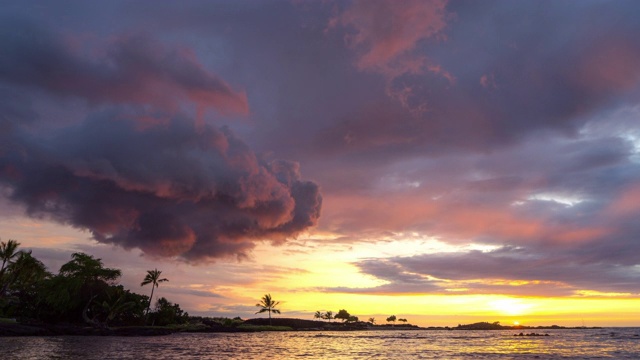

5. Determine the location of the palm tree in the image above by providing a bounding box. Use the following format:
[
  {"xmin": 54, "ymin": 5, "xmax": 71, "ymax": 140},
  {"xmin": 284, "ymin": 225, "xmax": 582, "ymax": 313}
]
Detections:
[
  {"xmin": 1, "ymin": 250, "xmax": 49, "ymax": 298},
  {"xmin": 0, "ymin": 239, "xmax": 21, "ymax": 275},
  {"xmin": 255, "ymin": 293, "xmax": 281, "ymax": 325},
  {"xmin": 368, "ymin": 317, "xmax": 376, "ymax": 325},
  {"xmin": 324, "ymin": 310, "xmax": 334, "ymax": 322},
  {"xmin": 0, "ymin": 239, "xmax": 21, "ymax": 296},
  {"xmin": 141, "ymin": 268, "xmax": 168, "ymax": 317},
  {"xmin": 314, "ymin": 310, "xmax": 324, "ymax": 321}
]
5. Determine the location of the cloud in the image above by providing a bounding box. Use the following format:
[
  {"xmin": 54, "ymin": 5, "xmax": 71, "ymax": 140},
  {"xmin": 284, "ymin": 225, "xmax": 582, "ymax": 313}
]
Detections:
[
  {"xmin": 0, "ymin": 113, "xmax": 321, "ymax": 261},
  {"xmin": 313, "ymin": 1, "xmax": 640, "ymax": 159},
  {"xmin": 329, "ymin": 0, "xmax": 453, "ymax": 114},
  {"xmin": 332, "ymin": 245, "xmax": 640, "ymax": 297},
  {"xmin": 0, "ymin": 19, "xmax": 321, "ymax": 262},
  {"xmin": 2, "ymin": 0, "xmax": 640, "ymax": 305},
  {"xmin": 163, "ymin": 287, "xmax": 225, "ymax": 299},
  {"xmin": 0, "ymin": 19, "xmax": 248, "ymax": 115},
  {"xmin": 331, "ymin": 0, "xmax": 449, "ymax": 77},
  {"xmin": 321, "ymin": 116, "xmax": 640, "ymax": 296}
]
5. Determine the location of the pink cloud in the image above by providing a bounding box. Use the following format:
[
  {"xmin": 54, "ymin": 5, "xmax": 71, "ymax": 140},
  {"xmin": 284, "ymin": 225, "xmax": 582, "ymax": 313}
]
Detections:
[
  {"xmin": 480, "ymin": 73, "xmax": 497, "ymax": 89},
  {"xmin": 607, "ymin": 183, "xmax": 640, "ymax": 216},
  {"xmin": 575, "ymin": 38, "xmax": 640, "ymax": 95},
  {"xmin": 334, "ymin": 0, "xmax": 449, "ymax": 73},
  {"xmin": 100, "ymin": 34, "xmax": 250, "ymax": 116},
  {"xmin": 1, "ymin": 23, "xmax": 249, "ymax": 118},
  {"xmin": 321, "ymin": 192, "xmax": 546, "ymax": 243},
  {"xmin": 329, "ymin": 0, "xmax": 452, "ymax": 113}
]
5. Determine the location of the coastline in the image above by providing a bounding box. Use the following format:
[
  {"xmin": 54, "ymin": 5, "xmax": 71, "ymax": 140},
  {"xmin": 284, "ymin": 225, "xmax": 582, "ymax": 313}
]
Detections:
[{"xmin": 0, "ymin": 318, "xmax": 603, "ymax": 337}]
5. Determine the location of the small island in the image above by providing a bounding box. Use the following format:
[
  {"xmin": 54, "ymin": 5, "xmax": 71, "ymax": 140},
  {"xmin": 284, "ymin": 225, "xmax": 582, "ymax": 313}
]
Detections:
[{"xmin": 452, "ymin": 321, "xmax": 599, "ymax": 331}]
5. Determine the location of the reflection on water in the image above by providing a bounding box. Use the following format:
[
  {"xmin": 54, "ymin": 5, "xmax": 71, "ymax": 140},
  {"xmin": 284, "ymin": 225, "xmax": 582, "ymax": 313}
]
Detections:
[{"xmin": 2, "ymin": 328, "xmax": 639, "ymax": 359}]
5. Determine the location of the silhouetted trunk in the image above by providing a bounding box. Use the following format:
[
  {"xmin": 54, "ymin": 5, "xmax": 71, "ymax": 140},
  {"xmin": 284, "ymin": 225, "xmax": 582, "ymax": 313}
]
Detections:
[{"xmin": 146, "ymin": 285, "xmax": 155, "ymax": 319}]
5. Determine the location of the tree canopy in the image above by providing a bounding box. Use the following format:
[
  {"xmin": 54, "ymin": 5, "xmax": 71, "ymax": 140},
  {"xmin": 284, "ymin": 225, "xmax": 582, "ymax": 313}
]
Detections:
[
  {"xmin": 335, "ymin": 309, "xmax": 351, "ymax": 322},
  {"xmin": 0, "ymin": 240, "xmax": 186, "ymax": 328},
  {"xmin": 255, "ymin": 293, "xmax": 281, "ymax": 325}
]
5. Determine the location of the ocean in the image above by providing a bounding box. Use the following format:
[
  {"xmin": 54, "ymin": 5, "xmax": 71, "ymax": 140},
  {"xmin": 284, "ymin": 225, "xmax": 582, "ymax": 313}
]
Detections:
[{"xmin": 2, "ymin": 328, "xmax": 639, "ymax": 359}]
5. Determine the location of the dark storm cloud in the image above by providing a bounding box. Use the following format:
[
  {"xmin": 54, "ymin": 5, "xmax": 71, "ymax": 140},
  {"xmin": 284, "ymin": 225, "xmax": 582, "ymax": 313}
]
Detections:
[
  {"xmin": 0, "ymin": 18, "xmax": 248, "ymax": 114},
  {"xmin": 0, "ymin": 113, "xmax": 321, "ymax": 261},
  {"xmin": 313, "ymin": 0, "xmax": 640, "ymax": 159},
  {"xmin": 3, "ymin": 1, "xmax": 639, "ymax": 161},
  {"xmin": 0, "ymin": 109, "xmax": 321, "ymax": 259},
  {"xmin": 0, "ymin": 18, "xmax": 321, "ymax": 261}
]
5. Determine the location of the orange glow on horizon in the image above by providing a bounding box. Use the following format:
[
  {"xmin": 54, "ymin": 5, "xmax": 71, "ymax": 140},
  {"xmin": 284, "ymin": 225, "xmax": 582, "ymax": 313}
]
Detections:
[{"xmin": 4, "ymin": 216, "xmax": 639, "ymax": 328}]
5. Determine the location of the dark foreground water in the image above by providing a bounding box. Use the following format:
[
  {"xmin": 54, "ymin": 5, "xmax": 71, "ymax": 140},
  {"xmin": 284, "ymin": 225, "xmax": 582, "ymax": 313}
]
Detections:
[{"xmin": 2, "ymin": 328, "xmax": 640, "ymax": 359}]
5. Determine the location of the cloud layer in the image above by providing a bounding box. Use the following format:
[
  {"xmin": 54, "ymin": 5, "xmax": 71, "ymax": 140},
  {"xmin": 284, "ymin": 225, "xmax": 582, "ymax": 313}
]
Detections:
[{"xmin": 2, "ymin": 0, "xmax": 640, "ymax": 298}]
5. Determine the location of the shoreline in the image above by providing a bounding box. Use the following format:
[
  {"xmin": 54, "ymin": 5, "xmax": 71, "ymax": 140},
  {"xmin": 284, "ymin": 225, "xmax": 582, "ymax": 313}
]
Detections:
[{"xmin": 0, "ymin": 318, "xmax": 605, "ymax": 337}]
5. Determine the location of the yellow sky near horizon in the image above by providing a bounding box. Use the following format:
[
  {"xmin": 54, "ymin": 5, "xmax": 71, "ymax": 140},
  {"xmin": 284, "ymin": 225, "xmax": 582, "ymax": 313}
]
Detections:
[{"xmin": 2, "ymin": 213, "xmax": 638, "ymax": 328}]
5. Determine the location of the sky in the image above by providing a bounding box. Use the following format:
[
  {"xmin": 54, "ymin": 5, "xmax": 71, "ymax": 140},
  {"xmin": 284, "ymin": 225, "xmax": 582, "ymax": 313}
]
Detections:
[{"xmin": 1, "ymin": 0, "xmax": 640, "ymax": 327}]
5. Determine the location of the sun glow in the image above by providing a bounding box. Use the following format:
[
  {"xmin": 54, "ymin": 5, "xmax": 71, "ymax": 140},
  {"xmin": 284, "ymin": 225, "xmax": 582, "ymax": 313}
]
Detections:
[{"xmin": 490, "ymin": 298, "xmax": 534, "ymax": 316}]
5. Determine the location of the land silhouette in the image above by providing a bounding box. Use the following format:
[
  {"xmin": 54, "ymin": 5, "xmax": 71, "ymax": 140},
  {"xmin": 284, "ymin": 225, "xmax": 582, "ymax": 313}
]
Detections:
[{"xmin": 0, "ymin": 239, "xmax": 599, "ymax": 336}]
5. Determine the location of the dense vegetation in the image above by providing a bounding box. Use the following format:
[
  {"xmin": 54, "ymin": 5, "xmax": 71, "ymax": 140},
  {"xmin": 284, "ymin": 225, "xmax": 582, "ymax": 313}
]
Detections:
[{"xmin": 0, "ymin": 239, "xmax": 188, "ymax": 328}]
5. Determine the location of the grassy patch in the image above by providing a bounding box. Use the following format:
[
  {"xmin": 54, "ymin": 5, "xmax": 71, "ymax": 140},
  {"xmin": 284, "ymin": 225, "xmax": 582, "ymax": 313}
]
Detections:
[{"xmin": 0, "ymin": 317, "xmax": 17, "ymax": 324}]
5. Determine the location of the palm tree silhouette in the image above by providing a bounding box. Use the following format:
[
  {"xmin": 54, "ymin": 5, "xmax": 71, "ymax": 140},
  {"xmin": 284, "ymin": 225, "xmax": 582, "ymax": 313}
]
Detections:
[
  {"xmin": 1, "ymin": 250, "xmax": 49, "ymax": 298},
  {"xmin": 0, "ymin": 239, "xmax": 21, "ymax": 275},
  {"xmin": 314, "ymin": 310, "xmax": 324, "ymax": 321},
  {"xmin": 141, "ymin": 269, "xmax": 168, "ymax": 318},
  {"xmin": 324, "ymin": 310, "xmax": 334, "ymax": 322},
  {"xmin": 255, "ymin": 293, "xmax": 281, "ymax": 325}
]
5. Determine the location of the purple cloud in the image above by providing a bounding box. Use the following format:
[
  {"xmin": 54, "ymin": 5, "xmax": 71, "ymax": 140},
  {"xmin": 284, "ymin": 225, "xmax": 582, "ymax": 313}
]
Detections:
[
  {"xmin": 0, "ymin": 19, "xmax": 248, "ymax": 115},
  {"xmin": 0, "ymin": 113, "xmax": 321, "ymax": 261},
  {"xmin": 0, "ymin": 19, "xmax": 321, "ymax": 262}
]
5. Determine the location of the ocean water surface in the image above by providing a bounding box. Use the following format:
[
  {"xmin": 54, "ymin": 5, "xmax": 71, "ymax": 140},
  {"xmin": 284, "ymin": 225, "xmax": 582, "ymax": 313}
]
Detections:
[{"xmin": 3, "ymin": 328, "xmax": 640, "ymax": 359}]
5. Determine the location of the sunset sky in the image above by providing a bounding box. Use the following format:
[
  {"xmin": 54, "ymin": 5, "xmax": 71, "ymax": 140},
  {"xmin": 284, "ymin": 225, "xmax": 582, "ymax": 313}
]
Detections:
[{"xmin": 1, "ymin": 0, "xmax": 640, "ymax": 327}]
